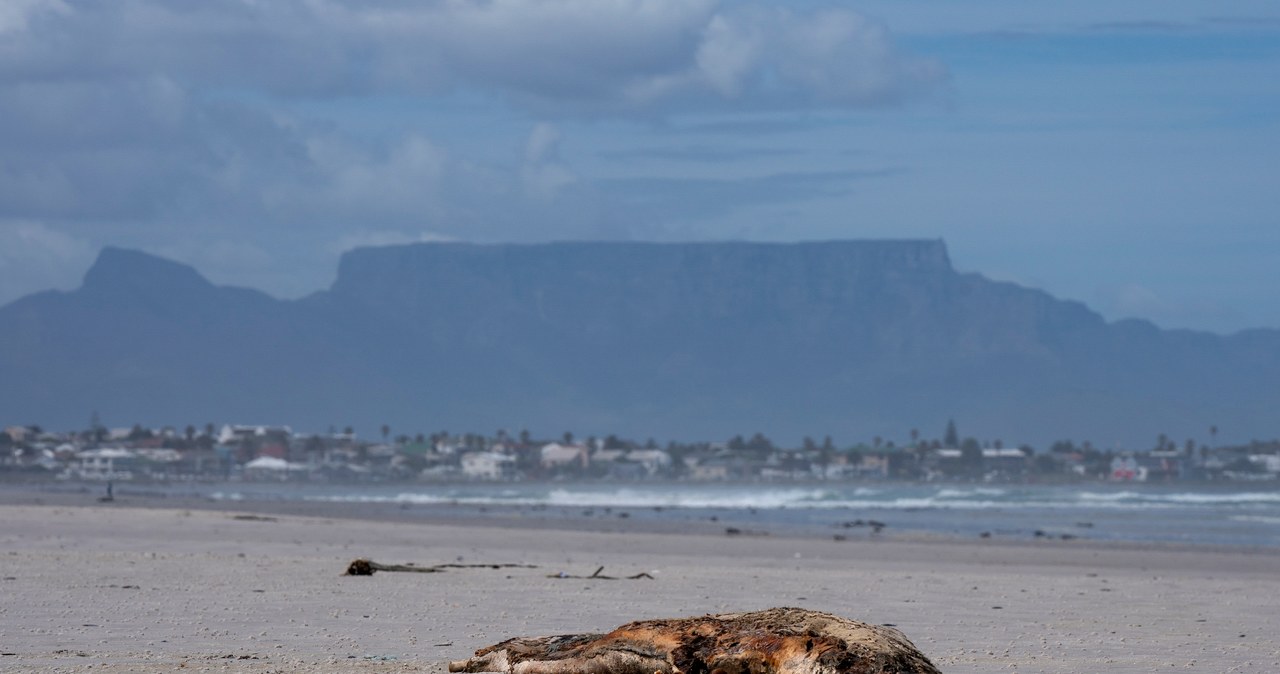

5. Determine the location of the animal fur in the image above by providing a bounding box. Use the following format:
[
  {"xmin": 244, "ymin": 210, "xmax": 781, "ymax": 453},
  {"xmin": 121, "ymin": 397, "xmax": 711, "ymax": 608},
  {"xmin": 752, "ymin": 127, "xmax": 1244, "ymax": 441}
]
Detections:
[{"xmin": 448, "ymin": 607, "xmax": 939, "ymax": 674}]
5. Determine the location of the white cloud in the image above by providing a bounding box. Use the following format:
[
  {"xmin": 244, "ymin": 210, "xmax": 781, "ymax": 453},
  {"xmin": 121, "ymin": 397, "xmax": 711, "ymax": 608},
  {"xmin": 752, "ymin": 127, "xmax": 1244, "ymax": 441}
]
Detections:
[
  {"xmin": 1110, "ymin": 283, "xmax": 1166, "ymax": 316},
  {"xmin": 0, "ymin": 0, "xmax": 944, "ymax": 239},
  {"xmin": 1090, "ymin": 281, "xmax": 1247, "ymax": 331},
  {"xmin": 0, "ymin": 0, "xmax": 67, "ymax": 35},
  {"xmin": 521, "ymin": 123, "xmax": 577, "ymax": 199},
  {"xmin": 318, "ymin": 133, "xmax": 450, "ymax": 215},
  {"xmin": 0, "ymin": 1, "xmax": 942, "ymax": 112},
  {"xmin": 696, "ymin": 13, "xmax": 766, "ymax": 97},
  {"xmin": 259, "ymin": 131, "xmax": 494, "ymax": 229},
  {"xmin": 326, "ymin": 230, "xmax": 458, "ymax": 255},
  {"xmin": 686, "ymin": 7, "xmax": 945, "ymax": 106}
]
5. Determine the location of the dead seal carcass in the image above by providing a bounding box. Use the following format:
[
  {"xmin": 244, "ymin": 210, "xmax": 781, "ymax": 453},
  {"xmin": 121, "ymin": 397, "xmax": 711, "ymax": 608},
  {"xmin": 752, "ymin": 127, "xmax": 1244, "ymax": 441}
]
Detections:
[{"xmin": 448, "ymin": 607, "xmax": 939, "ymax": 674}]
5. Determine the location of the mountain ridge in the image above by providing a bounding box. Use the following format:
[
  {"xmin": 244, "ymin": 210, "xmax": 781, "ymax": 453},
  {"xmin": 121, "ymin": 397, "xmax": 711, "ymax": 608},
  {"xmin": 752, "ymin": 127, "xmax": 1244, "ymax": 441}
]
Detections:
[{"xmin": 1, "ymin": 240, "xmax": 1275, "ymax": 446}]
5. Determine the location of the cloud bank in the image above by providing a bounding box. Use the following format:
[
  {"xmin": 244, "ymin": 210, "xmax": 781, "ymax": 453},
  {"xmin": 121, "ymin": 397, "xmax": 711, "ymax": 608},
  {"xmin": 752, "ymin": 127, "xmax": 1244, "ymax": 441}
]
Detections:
[
  {"xmin": 0, "ymin": 0, "xmax": 942, "ymax": 302},
  {"xmin": 1, "ymin": 1, "xmax": 941, "ymax": 109}
]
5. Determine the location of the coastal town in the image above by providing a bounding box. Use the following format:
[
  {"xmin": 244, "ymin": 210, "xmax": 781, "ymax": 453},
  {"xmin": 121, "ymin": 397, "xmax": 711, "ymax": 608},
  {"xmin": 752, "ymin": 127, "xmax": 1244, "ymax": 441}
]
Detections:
[{"xmin": 2, "ymin": 420, "xmax": 1277, "ymax": 484}]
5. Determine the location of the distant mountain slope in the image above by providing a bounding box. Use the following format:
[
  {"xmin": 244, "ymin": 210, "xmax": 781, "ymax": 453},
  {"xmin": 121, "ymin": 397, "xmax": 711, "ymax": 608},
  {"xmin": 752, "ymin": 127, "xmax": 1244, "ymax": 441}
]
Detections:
[{"xmin": 1, "ymin": 241, "xmax": 1275, "ymax": 446}]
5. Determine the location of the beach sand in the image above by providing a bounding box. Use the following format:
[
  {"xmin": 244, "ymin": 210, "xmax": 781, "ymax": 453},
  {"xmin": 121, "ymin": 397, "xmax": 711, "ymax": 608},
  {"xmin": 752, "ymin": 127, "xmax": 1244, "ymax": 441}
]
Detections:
[{"xmin": 2, "ymin": 497, "xmax": 1279, "ymax": 673}]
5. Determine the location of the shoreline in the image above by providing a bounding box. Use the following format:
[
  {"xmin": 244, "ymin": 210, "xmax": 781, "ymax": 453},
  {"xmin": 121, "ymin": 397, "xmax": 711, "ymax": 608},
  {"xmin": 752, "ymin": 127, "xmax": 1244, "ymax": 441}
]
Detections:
[
  {"xmin": 3, "ymin": 500, "xmax": 1280, "ymax": 672},
  {"xmin": 7, "ymin": 479, "xmax": 1280, "ymax": 557},
  {"xmin": 4, "ymin": 481, "xmax": 1280, "ymax": 569}
]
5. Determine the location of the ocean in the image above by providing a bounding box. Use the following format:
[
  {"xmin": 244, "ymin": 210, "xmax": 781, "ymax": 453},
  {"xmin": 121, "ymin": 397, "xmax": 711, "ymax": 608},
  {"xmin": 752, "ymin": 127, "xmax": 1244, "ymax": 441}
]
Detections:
[{"xmin": 195, "ymin": 482, "xmax": 1280, "ymax": 549}]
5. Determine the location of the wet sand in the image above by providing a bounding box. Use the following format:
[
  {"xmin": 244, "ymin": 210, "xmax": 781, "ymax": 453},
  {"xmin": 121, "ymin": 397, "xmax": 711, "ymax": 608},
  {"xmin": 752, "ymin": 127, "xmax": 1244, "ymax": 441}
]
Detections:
[{"xmin": 2, "ymin": 495, "xmax": 1279, "ymax": 672}]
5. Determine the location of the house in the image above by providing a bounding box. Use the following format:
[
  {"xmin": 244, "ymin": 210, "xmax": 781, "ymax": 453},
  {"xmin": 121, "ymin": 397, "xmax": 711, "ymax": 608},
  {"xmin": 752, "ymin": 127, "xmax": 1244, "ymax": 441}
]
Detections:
[
  {"xmin": 1110, "ymin": 455, "xmax": 1145, "ymax": 482},
  {"xmin": 1137, "ymin": 450, "xmax": 1188, "ymax": 481},
  {"xmin": 540, "ymin": 443, "xmax": 589, "ymax": 470},
  {"xmin": 601, "ymin": 457, "xmax": 648, "ymax": 480},
  {"xmin": 927, "ymin": 447, "xmax": 1028, "ymax": 479},
  {"xmin": 1251, "ymin": 454, "xmax": 1280, "ymax": 474},
  {"xmin": 134, "ymin": 448, "xmax": 182, "ymax": 478},
  {"xmin": 688, "ymin": 456, "xmax": 733, "ymax": 480},
  {"xmin": 218, "ymin": 424, "xmax": 293, "ymax": 446},
  {"xmin": 627, "ymin": 449, "xmax": 672, "ymax": 475},
  {"xmin": 760, "ymin": 450, "xmax": 811, "ymax": 480},
  {"xmin": 982, "ymin": 448, "xmax": 1030, "ymax": 476},
  {"xmin": 591, "ymin": 448, "xmax": 628, "ymax": 464},
  {"xmin": 460, "ymin": 451, "xmax": 516, "ymax": 480},
  {"xmin": 853, "ymin": 452, "xmax": 891, "ymax": 479},
  {"xmin": 64, "ymin": 448, "xmax": 139, "ymax": 480},
  {"xmin": 3, "ymin": 426, "xmax": 31, "ymax": 444},
  {"xmin": 257, "ymin": 442, "xmax": 289, "ymax": 460},
  {"xmin": 242, "ymin": 456, "xmax": 309, "ymax": 481},
  {"xmin": 818, "ymin": 454, "xmax": 857, "ymax": 480}
]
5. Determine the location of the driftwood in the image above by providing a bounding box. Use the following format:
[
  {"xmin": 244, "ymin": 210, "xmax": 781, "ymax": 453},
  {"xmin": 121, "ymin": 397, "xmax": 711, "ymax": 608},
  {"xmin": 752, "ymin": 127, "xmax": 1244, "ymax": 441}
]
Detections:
[
  {"xmin": 448, "ymin": 607, "xmax": 939, "ymax": 674},
  {"xmin": 548, "ymin": 566, "xmax": 654, "ymax": 580},
  {"xmin": 344, "ymin": 558, "xmax": 537, "ymax": 576}
]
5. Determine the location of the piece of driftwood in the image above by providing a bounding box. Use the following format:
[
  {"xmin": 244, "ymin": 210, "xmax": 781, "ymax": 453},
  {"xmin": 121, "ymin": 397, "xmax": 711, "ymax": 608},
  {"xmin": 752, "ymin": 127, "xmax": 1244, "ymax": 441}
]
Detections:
[
  {"xmin": 344, "ymin": 558, "xmax": 537, "ymax": 576},
  {"xmin": 548, "ymin": 566, "xmax": 654, "ymax": 580},
  {"xmin": 448, "ymin": 607, "xmax": 939, "ymax": 674}
]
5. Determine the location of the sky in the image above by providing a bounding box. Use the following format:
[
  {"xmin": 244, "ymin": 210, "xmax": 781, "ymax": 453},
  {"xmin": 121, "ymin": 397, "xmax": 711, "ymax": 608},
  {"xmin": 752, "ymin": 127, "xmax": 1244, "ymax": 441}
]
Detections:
[{"xmin": 0, "ymin": 0, "xmax": 1277, "ymax": 333}]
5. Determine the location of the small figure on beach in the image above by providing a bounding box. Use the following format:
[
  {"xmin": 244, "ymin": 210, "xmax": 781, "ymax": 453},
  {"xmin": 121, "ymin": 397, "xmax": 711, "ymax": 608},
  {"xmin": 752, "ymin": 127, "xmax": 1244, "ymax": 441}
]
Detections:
[{"xmin": 449, "ymin": 607, "xmax": 939, "ymax": 674}]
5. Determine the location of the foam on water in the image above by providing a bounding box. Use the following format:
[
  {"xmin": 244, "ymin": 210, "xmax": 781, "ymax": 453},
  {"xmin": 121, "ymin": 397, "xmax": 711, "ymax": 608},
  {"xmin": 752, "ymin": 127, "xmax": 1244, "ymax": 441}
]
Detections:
[
  {"xmin": 1077, "ymin": 490, "xmax": 1280, "ymax": 506},
  {"xmin": 1229, "ymin": 515, "xmax": 1280, "ymax": 525},
  {"xmin": 935, "ymin": 488, "xmax": 1008, "ymax": 499},
  {"xmin": 273, "ymin": 484, "xmax": 1280, "ymax": 513},
  {"xmin": 198, "ymin": 482, "xmax": 1280, "ymax": 547},
  {"xmin": 1156, "ymin": 492, "xmax": 1280, "ymax": 504}
]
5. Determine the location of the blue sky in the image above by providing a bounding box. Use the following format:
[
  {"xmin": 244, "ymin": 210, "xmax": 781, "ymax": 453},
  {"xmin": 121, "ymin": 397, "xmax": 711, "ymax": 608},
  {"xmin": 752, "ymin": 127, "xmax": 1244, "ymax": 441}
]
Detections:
[{"xmin": 0, "ymin": 0, "xmax": 1277, "ymax": 332}]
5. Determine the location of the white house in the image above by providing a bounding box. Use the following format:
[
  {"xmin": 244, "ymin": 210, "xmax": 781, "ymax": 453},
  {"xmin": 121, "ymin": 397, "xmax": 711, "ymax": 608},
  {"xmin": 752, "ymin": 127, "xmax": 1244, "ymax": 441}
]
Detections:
[
  {"xmin": 65, "ymin": 448, "xmax": 139, "ymax": 480},
  {"xmin": 627, "ymin": 449, "xmax": 672, "ymax": 474},
  {"xmin": 540, "ymin": 443, "xmax": 589, "ymax": 469},
  {"xmin": 242, "ymin": 456, "xmax": 309, "ymax": 481},
  {"xmin": 591, "ymin": 448, "xmax": 628, "ymax": 463},
  {"xmin": 460, "ymin": 451, "xmax": 516, "ymax": 480},
  {"xmin": 1250, "ymin": 454, "xmax": 1280, "ymax": 474},
  {"xmin": 218, "ymin": 424, "xmax": 293, "ymax": 445}
]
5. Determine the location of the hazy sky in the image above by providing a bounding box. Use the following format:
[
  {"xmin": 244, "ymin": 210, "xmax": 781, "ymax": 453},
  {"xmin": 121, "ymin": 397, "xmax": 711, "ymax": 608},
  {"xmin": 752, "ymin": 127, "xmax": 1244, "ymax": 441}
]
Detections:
[{"xmin": 1, "ymin": 0, "xmax": 1277, "ymax": 332}]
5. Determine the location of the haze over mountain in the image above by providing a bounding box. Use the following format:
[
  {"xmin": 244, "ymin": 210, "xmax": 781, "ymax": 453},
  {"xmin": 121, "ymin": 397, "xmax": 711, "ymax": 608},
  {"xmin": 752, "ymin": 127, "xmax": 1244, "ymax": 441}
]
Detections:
[{"xmin": 2, "ymin": 241, "xmax": 1275, "ymax": 448}]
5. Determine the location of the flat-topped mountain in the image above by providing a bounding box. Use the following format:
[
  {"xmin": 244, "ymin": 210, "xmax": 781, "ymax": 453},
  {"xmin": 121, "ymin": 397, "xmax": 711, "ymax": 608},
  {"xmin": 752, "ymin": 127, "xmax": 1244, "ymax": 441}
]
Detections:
[{"xmin": 1, "ymin": 241, "xmax": 1275, "ymax": 446}]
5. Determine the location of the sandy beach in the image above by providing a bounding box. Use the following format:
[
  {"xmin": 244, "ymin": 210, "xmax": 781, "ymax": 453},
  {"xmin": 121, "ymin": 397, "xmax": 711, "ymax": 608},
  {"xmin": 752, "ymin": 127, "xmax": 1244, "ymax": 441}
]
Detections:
[{"xmin": 2, "ymin": 495, "xmax": 1279, "ymax": 673}]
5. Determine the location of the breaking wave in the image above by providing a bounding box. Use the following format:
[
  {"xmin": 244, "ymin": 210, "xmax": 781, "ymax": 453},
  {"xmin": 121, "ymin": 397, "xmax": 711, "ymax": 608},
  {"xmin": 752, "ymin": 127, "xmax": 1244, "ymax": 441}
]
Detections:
[
  {"xmin": 245, "ymin": 484, "xmax": 1280, "ymax": 512},
  {"xmin": 199, "ymin": 482, "xmax": 1280, "ymax": 548}
]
